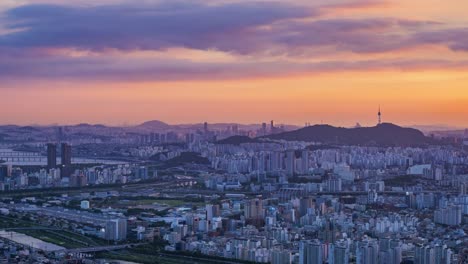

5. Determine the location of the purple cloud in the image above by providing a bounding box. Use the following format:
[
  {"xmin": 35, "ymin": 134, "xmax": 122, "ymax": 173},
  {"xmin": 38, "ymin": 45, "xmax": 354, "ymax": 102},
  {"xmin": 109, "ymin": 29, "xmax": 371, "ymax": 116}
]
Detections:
[
  {"xmin": 1, "ymin": 49, "xmax": 468, "ymax": 82},
  {"xmin": 0, "ymin": 2, "xmax": 315, "ymax": 52},
  {"xmin": 0, "ymin": 0, "xmax": 468, "ymax": 83},
  {"xmin": 2, "ymin": 1, "xmax": 466, "ymax": 55},
  {"xmin": 409, "ymin": 28, "xmax": 468, "ymax": 52},
  {"xmin": 262, "ymin": 18, "xmax": 453, "ymax": 54}
]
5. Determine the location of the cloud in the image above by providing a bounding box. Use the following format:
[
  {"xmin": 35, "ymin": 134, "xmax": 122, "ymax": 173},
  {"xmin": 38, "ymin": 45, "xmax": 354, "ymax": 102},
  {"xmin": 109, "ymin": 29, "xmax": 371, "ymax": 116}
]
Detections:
[
  {"xmin": 0, "ymin": 1, "xmax": 315, "ymax": 52},
  {"xmin": 321, "ymin": 0, "xmax": 390, "ymax": 10},
  {"xmin": 1, "ymin": 1, "xmax": 465, "ymax": 56},
  {"xmin": 0, "ymin": 0, "xmax": 467, "ymax": 83},
  {"xmin": 408, "ymin": 28, "xmax": 468, "ymax": 52},
  {"xmin": 251, "ymin": 18, "xmax": 454, "ymax": 55},
  {"xmin": 1, "ymin": 48, "xmax": 468, "ymax": 82}
]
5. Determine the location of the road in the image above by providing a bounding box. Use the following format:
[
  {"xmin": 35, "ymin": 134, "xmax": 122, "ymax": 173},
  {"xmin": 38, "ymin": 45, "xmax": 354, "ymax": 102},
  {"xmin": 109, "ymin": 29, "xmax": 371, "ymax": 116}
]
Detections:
[
  {"xmin": 158, "ymin": 252, "xmax": 252, "ymax": 264},
  {"xmin": 53, "ymin": 243, "xmax": 144, "ymax": 254}
]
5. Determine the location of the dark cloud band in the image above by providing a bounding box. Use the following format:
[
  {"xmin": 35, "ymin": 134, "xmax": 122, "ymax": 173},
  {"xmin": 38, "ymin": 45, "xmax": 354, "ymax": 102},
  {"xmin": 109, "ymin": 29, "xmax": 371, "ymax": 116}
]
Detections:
[{"xmin": 0, "ymin": 0, "xmax": 467, "ymax": 82}]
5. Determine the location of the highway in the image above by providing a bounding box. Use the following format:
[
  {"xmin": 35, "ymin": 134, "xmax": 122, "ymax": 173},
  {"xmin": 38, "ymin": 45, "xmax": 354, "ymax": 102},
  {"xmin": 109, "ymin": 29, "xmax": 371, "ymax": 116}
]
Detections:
[
  {"xmin": 0, "ymin": 178, "xmax": 458, "ymax": 199},
  {"xmin": 158, "ymin": 252, "xmax": 254, "ymax": 264},
  {"xmin": 3, "ymin": 227, "xmax": 61, "ymax": 231},
  {"xmin": 53, "ymin": 243, "xmax": 144, "ymax": 254}
]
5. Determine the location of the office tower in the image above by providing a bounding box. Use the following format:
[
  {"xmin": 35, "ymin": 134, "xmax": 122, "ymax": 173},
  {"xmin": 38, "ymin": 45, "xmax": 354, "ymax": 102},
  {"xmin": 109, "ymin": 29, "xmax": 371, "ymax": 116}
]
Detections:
[
  {"xmin": 61, "ymin": 143, "xmax": 72, "ymax": 166},
  {"xmin": 204, "ymin": 122, "xmax": 208, "ymax": 133},
  {"xmin": 0, "ymin": 165, "xmax": 11, "ymax": 182},
  {"xmin": 262, "ymin": 123, "xmax": 267, "ymax": 136},
  {"xmin": 47, "ymin": 143, "xmax": 57, "ymax": 169},
  {"xmin": 270, "ymin": 120, "xmax": 274, "ymax": 132},
  {"xmin": 105, "ymin": 218, "xmax": 128, "ymax": 241},
  {"xmin": 300, "ymin": 239, "xmax": 323, "ymax": 264}
]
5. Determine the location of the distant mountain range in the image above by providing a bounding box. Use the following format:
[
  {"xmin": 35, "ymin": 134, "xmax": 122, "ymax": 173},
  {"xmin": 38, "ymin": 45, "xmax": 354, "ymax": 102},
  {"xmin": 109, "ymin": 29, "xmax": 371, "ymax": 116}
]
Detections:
[
  {"xmin": 0, "ymin": 120, "xmax": 299, "ymax": 133},
  {"xmin": 263, "ymin": 123, "xmax": 435, "ymax": 146},
  {"xmin": 0, "ymin": 120, "xmax": 299, "ymax": 143},
  {"xmin": 409, "ymin": 124, "xmax": 466, "ymax": 134},
  {"xmin": 133, "ymin": 120, "xmax": 172, "ymax": 131},
  {"xmin": 0, "ymin": 120, "xmax": 459, "ymax": 146}
]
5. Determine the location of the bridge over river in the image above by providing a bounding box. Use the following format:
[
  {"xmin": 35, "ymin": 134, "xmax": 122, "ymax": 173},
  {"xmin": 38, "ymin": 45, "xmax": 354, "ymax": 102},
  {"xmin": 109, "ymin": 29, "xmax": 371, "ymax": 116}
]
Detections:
[
  {"xmin": 0, "ymin": 151, "xmax": 44, "ymax": 162},
  {"xmin": 0, "ymin": 149, "xmax": 126, "ymax": 165}
]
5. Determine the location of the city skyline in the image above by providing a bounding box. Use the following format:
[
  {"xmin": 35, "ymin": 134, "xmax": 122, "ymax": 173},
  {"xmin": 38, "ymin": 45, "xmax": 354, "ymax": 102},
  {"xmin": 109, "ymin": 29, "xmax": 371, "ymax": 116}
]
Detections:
[
  {"xmin": 1, "ymin": 0, "xmax": 468, "ymax": 126},
  {"xmin": 0, "ymin": 108, "xmax": 466, "ymax": 131},
  {"xmin": 1, "ymin": 1, "xmax": 467, "ymax": 263}
]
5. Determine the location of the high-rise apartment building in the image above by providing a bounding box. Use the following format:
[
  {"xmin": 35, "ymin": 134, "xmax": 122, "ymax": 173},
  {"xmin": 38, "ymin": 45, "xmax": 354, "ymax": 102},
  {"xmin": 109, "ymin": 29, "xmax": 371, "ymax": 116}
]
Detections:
[
  {"xmin": 61, "ymin": 143, "xmax": 72, "ymax": 166},
  {"xmin": 329, "ymin": 240, "xmax": 349, "ymax": 264},
  {"xmin": 244, "ymin": 198, "xmax": 264, "ymax": 220},
  {"xmin": 356, "ymin": 239, "xmax": 379, "ymax": 264},
  {"xmin": 299, "ymin": 239, "xmax": 323, "ymax": 264},
  {"xmin": 47, "ymin": 143, "xmax": 57, "ymax": 169},
  {"xmin": 105, "ymin": 218, "xmax": 127, "ymax": 241}
]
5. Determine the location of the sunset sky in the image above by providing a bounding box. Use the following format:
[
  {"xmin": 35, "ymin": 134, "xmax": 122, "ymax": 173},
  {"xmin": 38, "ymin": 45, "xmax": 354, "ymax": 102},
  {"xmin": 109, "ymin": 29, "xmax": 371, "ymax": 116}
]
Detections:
[{"xmin": 1, "ymin": 0, "xmax": 468, "ymax": 127}]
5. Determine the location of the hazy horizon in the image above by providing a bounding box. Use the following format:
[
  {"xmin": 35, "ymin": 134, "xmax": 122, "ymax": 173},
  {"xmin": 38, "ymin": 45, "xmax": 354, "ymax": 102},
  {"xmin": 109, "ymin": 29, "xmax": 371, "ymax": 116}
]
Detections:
[{"xmin": 1, "ymin": 119, "xmax": 466, "ymax": 131}]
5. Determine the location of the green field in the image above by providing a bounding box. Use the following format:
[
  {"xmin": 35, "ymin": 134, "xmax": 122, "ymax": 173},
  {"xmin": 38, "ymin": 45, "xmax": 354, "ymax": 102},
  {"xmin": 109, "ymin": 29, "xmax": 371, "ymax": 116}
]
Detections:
[
  {"xmin": 19, "ymin": 229, "xmax": 86, "ymax": 249},
  {"xmin": 0, "ymin": 215, "xmax": 33, "ymax": 228}
]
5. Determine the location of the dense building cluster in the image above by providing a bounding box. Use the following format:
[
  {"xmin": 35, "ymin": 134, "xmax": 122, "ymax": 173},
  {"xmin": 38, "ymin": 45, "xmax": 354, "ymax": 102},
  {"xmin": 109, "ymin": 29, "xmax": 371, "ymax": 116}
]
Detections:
[{"xmin": 0, "ymin": 122, "xmax": 467, "ymax": 263}]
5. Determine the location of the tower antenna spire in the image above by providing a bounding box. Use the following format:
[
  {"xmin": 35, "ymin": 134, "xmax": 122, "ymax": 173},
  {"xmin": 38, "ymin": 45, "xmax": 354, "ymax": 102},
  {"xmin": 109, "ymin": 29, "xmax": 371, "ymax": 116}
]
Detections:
[{"xmin": 378, "ymin": 105, "xmax": 382, "ymax": 125}]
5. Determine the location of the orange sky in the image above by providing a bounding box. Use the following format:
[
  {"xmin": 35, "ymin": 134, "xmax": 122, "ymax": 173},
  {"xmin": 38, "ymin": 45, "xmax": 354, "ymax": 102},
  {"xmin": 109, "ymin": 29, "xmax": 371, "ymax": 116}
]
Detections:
[
  {"xmin": 3, "ymin": 70, "xmax": 468, "ymax": 127},
  {"xmin": 1, "ymin": 0, "xmax": 468, "ymax": 127}
]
